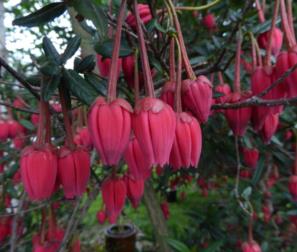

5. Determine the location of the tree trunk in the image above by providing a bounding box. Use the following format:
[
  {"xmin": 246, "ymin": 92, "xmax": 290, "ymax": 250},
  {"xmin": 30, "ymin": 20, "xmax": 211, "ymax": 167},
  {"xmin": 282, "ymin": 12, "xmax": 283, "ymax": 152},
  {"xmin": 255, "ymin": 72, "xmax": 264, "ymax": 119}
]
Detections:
[
  {"xmin": 143, "ymin": 180, "xmax": 172, "ymax": 252},
  {"xmin": 0, "ymin": 0, "xmax": 6, "ymax": 58}
]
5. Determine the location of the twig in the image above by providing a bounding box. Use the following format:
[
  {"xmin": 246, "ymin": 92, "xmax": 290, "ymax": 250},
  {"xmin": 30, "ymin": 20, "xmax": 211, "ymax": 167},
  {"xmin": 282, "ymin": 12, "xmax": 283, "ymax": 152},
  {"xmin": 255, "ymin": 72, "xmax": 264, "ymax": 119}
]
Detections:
[
  {"xmin": 9, "ymin": 193, "xmax": 26, "ymax": 252},
  {"xmin": 0, "ymin": 101, "xmax": 39, "ymax": 114},
  {"xmin": 0, "ymin": 56, "xmax": 40, "ymax": 100}
]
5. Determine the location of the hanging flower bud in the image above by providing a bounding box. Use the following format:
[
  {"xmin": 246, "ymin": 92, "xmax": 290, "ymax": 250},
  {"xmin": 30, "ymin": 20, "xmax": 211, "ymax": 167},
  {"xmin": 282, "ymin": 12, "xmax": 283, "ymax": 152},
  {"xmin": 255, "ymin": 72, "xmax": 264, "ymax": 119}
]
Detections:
[
  {"xmin": 88, "ymin": 97, "xmax": 132, "ymax": 166},
  {"xmin": 0, "ymin": 217, "xmax": 11, "ymax": 243},
  {"xmin": 133, "ymin": 98, "xmax": 176, "ymax": 166},
  {"xmin": 182, "ymin": 76, "xmax": 213, "ymax": 124},
  {"xmin": 31, "ymin": 114, "xmax": 40, "ymax": 126},
  {"xmin": 126, "ymin": 4, "xmax": 152, "ymax": 30},
  {"xmin": 74, "ymin": 127, "xmax": 93, "ymax": 150},
  {"xmin": 7, "ymin": 120, "xmax": 25, "ymax": 139},
  {"xmin": 102, "ymin": 176, "xmax": 127, "ymax": 223},
  {"xmin": 169, "ymin": 112, "xmax": 202, "ymax": 170},
  {"xmin": 243, "ymin": 147, "xmax": 259, "ymax": 169},
  {"xmin": 160, "ymin": 201, "xmax": 170, "ymax": 220},
  {"xmin": 201, "ymin": 13, "xmax": 217, "ymax": 31},
  {"xmin": 215, "ymin": 83, "xmax": 231, "ymax": 105},
  {"xmin": 124, "ymin": 136, "xmax": 151, "ymax": 180},
  {"xmin": 160, "ymin": 81, "xmax": 176, "ymax": 108},
  {"xmin": 0, "ymin": 119, "xmax": 8, "ymax": 141},
  {"xmin": 96, "ymin": 54, "xmax": 122, "ymax": 78},
  {"xmin": 125, "ymin": 175, "xmax": 144, "ymax": 208},
  {"xmin": 13, "ymin": 96, "xmax": 27, "ymax": 109},
  {"xmin": 224, "ymin": 92, "xmax": 252, "ymax": 136},
  {"xmin": 13, "ymin": 134, "xmax": 26, "ymax": 150},
  {"xmin": 20, "ymin": 145, "xmax": 57, "ymax": 201},
  {"xmin": 288, "ymin": 175, "xmax": 297, "ymax": 201},
  {"xmin": 241, "ymin": 241, "xmax": 262, "ymax": 252},
  {"xmin": 258, "ymin": 28, "xmax": 283, "ymax": 56},
  {"xmin": 58, "ymin": 147, "xmax": 90, "ymax": 199},
  {"xmin": 96, "ymin": 210, "xmax": 106, "ymax": 224},
  {"xmin": 260, "ymin": 113, "xmax": 279, "ymax": 143}
]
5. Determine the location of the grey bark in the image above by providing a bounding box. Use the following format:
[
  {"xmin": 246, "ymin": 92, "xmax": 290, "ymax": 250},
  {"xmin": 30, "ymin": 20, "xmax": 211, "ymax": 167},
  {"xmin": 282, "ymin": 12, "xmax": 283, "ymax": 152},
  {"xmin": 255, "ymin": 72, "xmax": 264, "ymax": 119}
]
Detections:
[{"xmin": 143, "ymin": 180, "xmax": 172, "ymax": 252}]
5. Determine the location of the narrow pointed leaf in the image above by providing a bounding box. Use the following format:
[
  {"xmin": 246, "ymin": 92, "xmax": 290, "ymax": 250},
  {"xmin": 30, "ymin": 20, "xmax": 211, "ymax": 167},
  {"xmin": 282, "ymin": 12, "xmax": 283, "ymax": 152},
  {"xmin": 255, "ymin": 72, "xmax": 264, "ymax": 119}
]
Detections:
[
  {"xmin": 63, "ymin": 69, "xmax": 97, "ymax": 105},
  {"xmin": 61, "ymin": 36, "xmax": 81, "ymax": 64},
  {"xmin": 42, "ymin": 74, "xmax": 61, "ymax": 101},
  {"xmin": 42, "ymin": 37, "xmax": 61, "ymax": 65},
  {"xmin": 13, "ymin": 2, "xmax": 66, "ymax": 27},
  {"xmin": 74, "ymin": 55, "xmax": 96, "ymax": 73}
]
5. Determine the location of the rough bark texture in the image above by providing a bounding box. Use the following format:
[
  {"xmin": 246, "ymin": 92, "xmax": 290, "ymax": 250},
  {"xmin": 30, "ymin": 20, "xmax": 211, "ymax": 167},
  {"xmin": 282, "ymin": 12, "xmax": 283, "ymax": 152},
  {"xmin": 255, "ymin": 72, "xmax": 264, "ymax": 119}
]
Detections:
[
  {"xmin": 143, "ymin": 180, "xmax": 172, "ymax": 252},
  {"xmin": 0, "ymin": 0, "xmax": 6, "ymax": 58}
]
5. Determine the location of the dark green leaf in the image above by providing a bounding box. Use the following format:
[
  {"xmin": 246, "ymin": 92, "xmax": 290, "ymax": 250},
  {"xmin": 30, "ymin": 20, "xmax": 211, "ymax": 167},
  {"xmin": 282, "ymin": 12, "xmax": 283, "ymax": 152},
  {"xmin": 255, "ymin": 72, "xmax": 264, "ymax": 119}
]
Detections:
[
  {"xmin": 40, "ymin": 60, "xmax": 60, "ymax": 76},
  {"xmin": 71, "ymin": 0, "xmax": 107, "ymax": 40},
  {"xmin": 42, "ymin": 37, "xmax": 61, "ymax": 65},
  {"xmin": 146, "ymin": 18, "xmax": 167, "ymax": 33},
  {"xmin": 94, "ymin": 38, "xmax": 132, "ymax": 58},
  {"xmin": 42, "ymin": 74, "xmax": 61, "ymax": 101},
  {"xmin": 167, "ymin": 238, "xmax": 191, "ymax": 252},
  {"xmin": 251, "ymin": 157, "xmax": 266, "ymax": 186},
  {"xmin": 19, "ymin": 119, "xmax": 36, "ymax": 131},
  {"xmin": 13, "ymin": 2, "xmax": 66, "ymax": 27},
  {"xmin": 74, "ymin": 55, "xmax": 96, "ymax": 73},
  {"xmin": 63, "ymin": 69, "xmax": 97, "ymax": 105},
  {"xmin": 25, "ymin": 75, "xmax": 41, "ymax": 86},
  {"xmin": 84, "ymin": 73, "xmax": 107, "ymax": 96},
  {"xmin": 61, "ymin": 36, "xmax": 81, "ymax": 64}
]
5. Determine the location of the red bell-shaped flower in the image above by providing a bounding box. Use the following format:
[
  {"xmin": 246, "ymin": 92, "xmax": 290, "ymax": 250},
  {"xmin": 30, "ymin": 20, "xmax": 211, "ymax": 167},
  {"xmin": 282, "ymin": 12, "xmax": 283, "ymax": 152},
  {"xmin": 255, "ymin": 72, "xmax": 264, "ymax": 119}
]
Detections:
[
  {"xmin": 160, "ymin": 81, "xmax": 176, "ymax": 108},
  {"xmin": 170, "ymin": 112, "xmax": 202, "ymax": 170},
  {"xmin": 182, "ymin": 76, "xmax": 213, "ymax": 123},
  {"xmin": 58, "ymin": 146, "xmax": 90, "ymax": 199},
  {"xmin": 275, "ymin": 49, "xmax": 297, "ymax": 98},
  {"xmin": 126, "ymin": 4, "xmax": 152, "ymax": 30},
  {"xmin": 31, "ymin": 114, "xmax": 40, "ymax": 126},
  {"xmin": 74, "ymin": 127, "xmax": 93, "ymax": 150},
  {"xmin": 7, "ymin": 119, "xmax": 25, "ymax": 139},
  {"xmin": 201, "ymin": 13, "xmax": 217, "ymax": 31},
  {"xmin": 0, "ymin": 119, "xmax": 8, "ymax": 141},
  {"xmin": 251, "ymin": 68, "xmax": 275, "ymax": 130},
  {"xmin": 0, "ymin": 217, "xmax": 11, "ymax": 243},
  {"xmin": 96, "ymin": 54, "xmax": 122, "ymax": 78},
  {"xmin": 20, "ymin": 144, "xmax": 57, "ymax": 201},
  {"xmin": 124, "ymin": 136, "xmax": 151, "ymax": 180},
  {"xmin": 258, "ymin": 28, "xmax": 283, "ymax": 56},
  {"xmin": 125, "ymin": 175, "xmax": 144, "ymax": 208},
  {"xmin": 241, "ymin": 241, "xmax": 262, "ymax": 252},
  {"xmin": 288, "ymin": 175, "xmax": 297, "ymax": 201},
  {"xmin": 260, "ymin": 113, "xmax": 279, "ymax": 143},
  {"xmin": 132, "ymin": 97, "xmax": 176, "ymax": 166},
  {"xmin": 96, "ymin": 210, "xmax": 106, "ymax": 224},
  {"xmin": 101, "ymin": 176, "xmax": 127, "ymax": 223},
  {"xmin": 224, "ymin": 92, "xmax": 252, "ymax": 136},
  {"xmin": 243, "ymin": 147, "xmax": 259, "ymax": 169},
  {"xmin": 88, "ymin": 97, "xmax": 132, "ymax": 166},
  {"xmin": 215, "ymin": 83, "xmax": 231, "ymax": 104}
]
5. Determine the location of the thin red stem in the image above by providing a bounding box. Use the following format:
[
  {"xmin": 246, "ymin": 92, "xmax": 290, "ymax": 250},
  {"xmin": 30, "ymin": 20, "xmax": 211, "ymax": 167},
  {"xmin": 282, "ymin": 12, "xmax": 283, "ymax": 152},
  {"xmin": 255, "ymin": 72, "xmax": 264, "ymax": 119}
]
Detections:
[
  {"xmin": 234, "ymin": 35, "xmax": 242, "ymax": 93},
  {"xmin": 44, "ymin": 102, "xmax": 51, "ymax": 144},
  {"xmin": 255, "ymin": 0, "xmax": 265, "ymax": 23},
  {"xmin": 248, "ymin": 215, "xmax": 254, "ymax": 243},
  {"xmin": 167, "ymin": 0, "xmax": 196, "ymax": 80},
  {"xmin": 265, "ymin": 0, "xmax": 280, "ymax": 67},
  {"xmin": 218, "ymin": 71, "xmax": 224, "ymax": 84},
  {"xmin": 286, "ymin": 0, "xmax": 296, "ymax": 45},
  {"xmin": 133, "ymin": 50, "xmax": 140, "ymax": 102},
  {"xmin": 36, "ymin": 101, "xmax": 45, "ymax": 145},
  {"xmin": 107, "ymin": 0, "xmax": 127, "ymax": 102},
  {"xmin": 174, "ymin": 37, "xmax": 182, "ymax": 113},
  {"xmin": 59, "ymin": 86, "xmax": 75, "ymax": 148},
  {"xmin": 169, "ymin": 38, "xmax": 176, "ymax": 82},
  {"xmin": 280, "ymin": 0, "xmax": 295, "ymax": 49},
  {"xmin": 134, "ymin": 0, "xmax": 155, "ymax": 97},
  {"xmin": 251, "ymin": 36, "xmax": 257, "ymax": 70}
]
